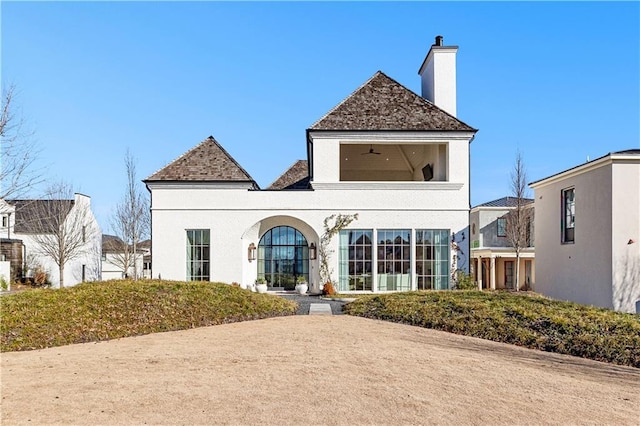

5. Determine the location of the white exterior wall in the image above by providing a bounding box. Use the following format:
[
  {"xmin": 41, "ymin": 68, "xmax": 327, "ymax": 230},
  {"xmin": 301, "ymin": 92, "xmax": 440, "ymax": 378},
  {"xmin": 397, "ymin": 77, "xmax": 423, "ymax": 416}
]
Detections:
[
  {"xmin": 14, "ymin": 194, "xmax": 102, "ymax": 288},
  {"xmin": 611, "ymin": 161, "xmax": 640, "ymax": 313},
  {"xmin": 150, "ymin": 184, "xmax": 469, "ymax": 292},
  {"xmin": 534, "ymin": 164, "xmax": 613, "ymax": 309},
  {"xmin": 419, "ymin": 47, "xmax": 458, "ymax": 117},
  {"xmin": 101, "ymin": 252, "xmax": 145, "ymax": 281}
]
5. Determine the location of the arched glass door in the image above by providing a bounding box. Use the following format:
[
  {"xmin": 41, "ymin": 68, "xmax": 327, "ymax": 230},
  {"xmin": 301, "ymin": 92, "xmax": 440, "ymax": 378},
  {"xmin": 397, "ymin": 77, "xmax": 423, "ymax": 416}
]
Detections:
[{"xmin": 258, "ymin": 226, "xmax": 309, "ymax": 290}]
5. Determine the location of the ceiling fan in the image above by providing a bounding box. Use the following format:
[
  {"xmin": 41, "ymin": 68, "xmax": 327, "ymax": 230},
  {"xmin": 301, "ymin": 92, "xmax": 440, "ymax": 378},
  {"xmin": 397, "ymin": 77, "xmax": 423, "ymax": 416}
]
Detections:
[{"xmin": 361, "ymin": 144, "xmax": 381, "ymax": 155}]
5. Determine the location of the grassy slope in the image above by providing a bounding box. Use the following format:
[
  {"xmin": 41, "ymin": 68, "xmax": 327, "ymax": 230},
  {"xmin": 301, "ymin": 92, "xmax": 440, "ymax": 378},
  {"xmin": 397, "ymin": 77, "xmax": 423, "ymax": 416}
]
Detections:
[
  {"xmin": 343, "ymin": 291, "xmax": 640, "ymax": 368},
  {"xmin": 1, "ymin": 280, "xmax": 297, "ymax": 352}
]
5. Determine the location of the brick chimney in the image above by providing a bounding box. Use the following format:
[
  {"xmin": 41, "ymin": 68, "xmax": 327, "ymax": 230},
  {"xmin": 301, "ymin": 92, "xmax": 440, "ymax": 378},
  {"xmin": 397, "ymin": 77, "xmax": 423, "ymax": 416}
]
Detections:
[{"xmin": 418, "ymin": 35, "xmax": 458, "ymax": 117}]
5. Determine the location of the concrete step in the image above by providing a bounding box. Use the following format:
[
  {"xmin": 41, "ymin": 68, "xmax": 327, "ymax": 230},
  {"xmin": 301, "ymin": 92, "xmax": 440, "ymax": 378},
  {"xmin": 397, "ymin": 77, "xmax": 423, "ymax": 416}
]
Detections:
[{"xmin": 309, "ymin": 303, "xmax": 332, "ymax": 315}]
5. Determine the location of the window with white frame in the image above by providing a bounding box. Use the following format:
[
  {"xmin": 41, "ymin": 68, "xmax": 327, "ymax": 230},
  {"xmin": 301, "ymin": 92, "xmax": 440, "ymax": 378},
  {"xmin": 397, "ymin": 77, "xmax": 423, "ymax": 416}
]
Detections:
[
  {"xmin": 1, "ymin": 215, "xmax": 7, "ymax": 227},
  {"xmin": 338, "ymin": 230, "xmax": 373, "ymax": 291},
  {"xmin": 186, "ymin": 229, "xmax": 210, "ymax": 281},
  {"xmin": 377, "ymin": 229, "xmax": 411, "ymax": 291},
  {"xmin": 415, "ymin": 229, "xmax": 450, "ymax": 290},
  {"xmin": 562, "ymin": 188, "xmax": 575, "ymax": 243}
]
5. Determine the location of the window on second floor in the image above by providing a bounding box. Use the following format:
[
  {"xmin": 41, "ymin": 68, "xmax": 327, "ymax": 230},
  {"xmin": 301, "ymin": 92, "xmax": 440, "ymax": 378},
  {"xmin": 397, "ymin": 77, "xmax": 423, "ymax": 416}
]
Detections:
[
  {"xmin": 497, "ymin": 218, "xmax": 507, "ymax": 237},
  {"xmin": 562, "ymin": 188, "xmax": 575, "ymax": 243},
  {"xmin": 1, "ymin": 215, "xmax": 7, "ymax": 227}
]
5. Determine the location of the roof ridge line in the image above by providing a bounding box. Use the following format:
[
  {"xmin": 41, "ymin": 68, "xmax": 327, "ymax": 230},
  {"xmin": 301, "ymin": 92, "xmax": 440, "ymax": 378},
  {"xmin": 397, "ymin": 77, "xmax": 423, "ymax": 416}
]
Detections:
[
  {"xmin": 308, "ymin": 71, "xmax": 383, "ymax": 129},
  {"xmin": 208, "ymin": 136, "xmax": 259, "ymax": 186},
  {"xmin": 379, "ymin": 72, "xmax": 478, "ymax": 132},
  {"xmin": 145, "ymin": 137, "xmax": 212, "ymax": 181},
  {"xmin": 266, "ymin": 159, "xmax": 306, "ymax": 189}
]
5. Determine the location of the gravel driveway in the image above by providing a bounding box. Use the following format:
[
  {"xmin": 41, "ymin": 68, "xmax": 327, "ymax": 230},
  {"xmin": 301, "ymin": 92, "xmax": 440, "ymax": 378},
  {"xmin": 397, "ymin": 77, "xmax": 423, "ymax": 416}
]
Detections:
[{"xmin": 2, "ymin": 315, "xmax": 638, "ymax": 425}]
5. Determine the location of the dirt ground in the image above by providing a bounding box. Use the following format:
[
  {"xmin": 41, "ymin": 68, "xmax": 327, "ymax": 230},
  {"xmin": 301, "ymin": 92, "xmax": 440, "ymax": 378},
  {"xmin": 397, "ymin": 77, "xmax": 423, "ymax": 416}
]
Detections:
[{"xmin": 2, "ymin": 315, "xmax": 639, "ymax": 425}]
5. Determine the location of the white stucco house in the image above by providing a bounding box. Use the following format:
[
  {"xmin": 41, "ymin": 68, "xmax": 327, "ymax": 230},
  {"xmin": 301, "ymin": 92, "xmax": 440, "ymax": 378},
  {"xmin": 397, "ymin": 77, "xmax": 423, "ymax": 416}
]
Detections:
[
  {"xmin": 101, "ymin": 235, "xmax": 150, "ymax": 280},
  {"xmin": 1, "ymin": 193, "xmax": 102, "ymax": 288},
  {"xmin": 145, "ymin": 36, "xmax": 477, "ymax": 293},
  {"xmin": 530, "ymin": 150, "xmax": 640, "ymax": 313},
  {"xmin": 470, "ymin": 197, "xmax": 535, "ymax": 291}
]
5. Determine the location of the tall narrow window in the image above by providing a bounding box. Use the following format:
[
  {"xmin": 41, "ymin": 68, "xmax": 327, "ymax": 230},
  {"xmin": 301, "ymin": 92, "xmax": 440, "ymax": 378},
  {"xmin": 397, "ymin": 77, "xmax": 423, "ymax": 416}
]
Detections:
[
  {"xmin": 497, "ymin": 218, "xmax": 506, "ymax": 237},
  {"xmin": 377, "ymin": 229, "xmax": 411, "ymax": 291},
  {"xmin": 2, "ymin": 216, "xmax": 7, "ymax": 227},
  {"xmin": 562, "ymin": 188, "xmax": 575, "ymax": 243},
  {"xmin": 416, "ymin": 229, "xmax": 450, "ymax": 290},
  {"xmin": 338, "ymin": 230, "xmax": 372, "ymax": 291},
  {"xmin": 186, "ymin": 229, "xmax": 210, "ymax": 281}
]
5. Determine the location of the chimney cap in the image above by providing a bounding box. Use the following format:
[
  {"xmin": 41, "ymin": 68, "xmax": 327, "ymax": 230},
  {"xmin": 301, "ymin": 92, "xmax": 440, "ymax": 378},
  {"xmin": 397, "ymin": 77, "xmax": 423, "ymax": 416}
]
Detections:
[{"xmin": 435, "ymin": 35, "xmax": 443, "ymax": 46}]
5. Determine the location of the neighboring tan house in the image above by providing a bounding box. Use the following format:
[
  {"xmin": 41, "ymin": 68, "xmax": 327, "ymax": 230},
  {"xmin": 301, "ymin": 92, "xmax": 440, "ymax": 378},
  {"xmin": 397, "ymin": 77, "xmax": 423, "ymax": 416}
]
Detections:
[
  {"xmin": 470, "ymin": 197, "xmax": 535, "ymax": 290},
  {"xmin": 144, "ymin": 35, "xmax": 477, "ymax": 292},
  {"xmin": 530, "ymin": 150, "xmax": 640, "ymax": 313},
  {"xmin": 2, "ymin": 193, "xmax": 102, "ymax": 288},
  {"xmin": 101, "ymin": 234, "xmax": 151, "ymax": 280}
]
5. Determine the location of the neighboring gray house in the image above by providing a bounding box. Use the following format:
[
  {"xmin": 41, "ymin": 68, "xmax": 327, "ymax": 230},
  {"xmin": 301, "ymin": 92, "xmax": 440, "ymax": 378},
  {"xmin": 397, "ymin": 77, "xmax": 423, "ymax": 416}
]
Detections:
[
  {"xmin": 530, "ymin": 150, "xmax": 640, "ymax": 313},
  {"xmin": 470, "ymin": 197, "xmax": 535, "ymax": 290}
]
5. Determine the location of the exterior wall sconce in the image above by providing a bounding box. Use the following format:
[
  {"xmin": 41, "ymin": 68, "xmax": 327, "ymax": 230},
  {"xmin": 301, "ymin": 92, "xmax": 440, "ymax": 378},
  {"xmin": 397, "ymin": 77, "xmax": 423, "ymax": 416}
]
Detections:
[
  {"xmin": 248, "ymin": 243, "xmax": 256, "ymax": 261},
  {"xmin": 309, "ymin": 242, "xmax": 317, "ymax": 260}
]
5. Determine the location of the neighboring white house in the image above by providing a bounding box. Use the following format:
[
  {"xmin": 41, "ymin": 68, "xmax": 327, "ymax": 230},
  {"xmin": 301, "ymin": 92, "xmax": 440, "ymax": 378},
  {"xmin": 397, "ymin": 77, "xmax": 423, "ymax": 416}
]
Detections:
[
  {"xmin": 145, "ymin": 36, "xmax": 477, "ymax": 293},
  {"xmin": 101, "ymin": 234, "xmax": 150, "ymax": 280},
  {"xmin": 530, "ymin": 150, "xmax": 640, "ymax": 313},
  {"xmin": 2, "ymin": 193, "xmax": 102, "ymax": 288},
  {"xmin": 470, "ymin": 197, "xmax": 535, "ymax": 290}
]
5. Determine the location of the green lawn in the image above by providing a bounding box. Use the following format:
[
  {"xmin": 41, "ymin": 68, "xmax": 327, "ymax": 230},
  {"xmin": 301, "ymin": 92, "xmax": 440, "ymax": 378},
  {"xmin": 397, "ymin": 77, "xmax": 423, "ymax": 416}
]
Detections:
[
  {"xmin": 343, "ymin": 291, "xmax": 640, "ymax": 368},
  {"xmin": 1, "ymin": 279, "xmax": 297, "ymax": 352}
]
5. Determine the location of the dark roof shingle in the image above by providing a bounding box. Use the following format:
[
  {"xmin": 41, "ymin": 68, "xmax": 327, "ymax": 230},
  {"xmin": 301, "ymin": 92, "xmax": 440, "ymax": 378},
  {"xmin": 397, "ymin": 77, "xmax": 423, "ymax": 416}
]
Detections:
[
  {"xmin": 267, "ymin": 160, "xmax": 310, "ymax": 190},
  {"xmin": 309, "ymin": 71, "xmax": 476, "ymax": 132},
  {"xmin": 8, "ymin": 199, "xmax": 74, "ymax": 233},
  {"xmin": 145, "ymin": 136, "xmax": 256, "ymax": 184},
  {"xmin": 475, "ymin": 197, "xmax": 534, "ymax": 208}
]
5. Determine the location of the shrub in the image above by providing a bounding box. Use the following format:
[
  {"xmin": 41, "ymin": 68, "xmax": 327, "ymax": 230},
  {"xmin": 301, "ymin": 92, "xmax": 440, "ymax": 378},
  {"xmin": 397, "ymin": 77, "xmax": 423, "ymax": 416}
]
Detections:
[
  {"xmin": 32, "ymin": 268, "xmax": 50, "ymax": 287},
  {"xmin": 343, "ymin": 291, "xmax": 640, "ymax": 368},
  {"xmin": 454, "ymin": 271, "xmax": 477, "ymax": 290},
  {"xmin": 0, "ymin": 276, "xmax": 8, "ymax": 291},
  {"xmin": 322, "ymin": 282, "xmax": 336, "ymax": 296},
  {"xmin": 0, "ymin": 279, "xmax": 298, "ymax": 352}
]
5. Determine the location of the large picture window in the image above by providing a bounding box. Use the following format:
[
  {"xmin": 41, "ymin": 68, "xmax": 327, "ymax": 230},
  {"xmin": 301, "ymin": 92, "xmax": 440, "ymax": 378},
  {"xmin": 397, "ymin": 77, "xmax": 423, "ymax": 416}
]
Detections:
[
  {"xmin": 186, "ymin": 229, "xmax": 210, "ymax": 281},
  {"xmin": 562, "ymin": 188, "xmax": 575, "ymax": 243},
  {"xmin": 415, "ymin": 229, "xmax": 450, "ymax": 290},
  {"xmin": 338, "ymin": 230, "xmax": 373, "ymax": 291},
  {"xmin": 377, "ymin": 229, "xmax": 411, "ymax": 291},
  {"xmin": 257, "ymin": 226, "xmax": 308, "ymax": 290}
]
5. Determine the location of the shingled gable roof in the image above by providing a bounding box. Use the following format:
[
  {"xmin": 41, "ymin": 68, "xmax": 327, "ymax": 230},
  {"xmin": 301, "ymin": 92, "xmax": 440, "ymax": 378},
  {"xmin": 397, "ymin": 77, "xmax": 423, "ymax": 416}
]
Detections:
[
  {"xmin": 145, "ymin": 136, "xmax": 256, "ymax": 185},
  {"xmin": 267, "ymin": 160, "xmax": 310, "ymax": 190},
  {"xmin": 474, "ymin": 196, "xmax": 534, "ymax": 208},
  {"xmin": 8, "ymin": 199, "xmax": 75, "ymax": 233},
  {"xmin": 308, "ymin": 71, "xmax": 476, "ymax": 132}
]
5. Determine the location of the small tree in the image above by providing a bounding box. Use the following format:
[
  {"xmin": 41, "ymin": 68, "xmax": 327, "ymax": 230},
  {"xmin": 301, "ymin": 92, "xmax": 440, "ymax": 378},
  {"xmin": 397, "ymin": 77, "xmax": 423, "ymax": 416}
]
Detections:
[
  {"xmin": 0, "ymin": 85, "xmax": 42, "ymax": 199},
  {"xmin": 505, "ymin": 151, "xmax": 531, "ymax": 291},
  {"xmin": 109, "ymin": 150, "xmax": 149, "ymax": 279},
  {"xmin": 26, "ymin": 181, "xmax": 96, "ymax": 287},
  {"xmin": 318, "ymin": 213, "xmax": 358, "ymax": 286}
]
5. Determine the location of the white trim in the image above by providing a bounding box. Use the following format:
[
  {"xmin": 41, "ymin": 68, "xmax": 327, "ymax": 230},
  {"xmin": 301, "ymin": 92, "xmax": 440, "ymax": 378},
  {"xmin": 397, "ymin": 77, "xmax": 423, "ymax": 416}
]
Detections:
[
  {"xmin": 309, "ymin": 131, "xmax": 475, "ymax": 141},
  {"xmin": 311, "ymin": 182, "xmax": 464, "ymax": 190},
  {"xmin": 146, "ymin": 182, "xmax": 256, "ymax": 190},
  {"xmin": 530, "ymin": 153, "xmax": 640, "ymax": 189}
]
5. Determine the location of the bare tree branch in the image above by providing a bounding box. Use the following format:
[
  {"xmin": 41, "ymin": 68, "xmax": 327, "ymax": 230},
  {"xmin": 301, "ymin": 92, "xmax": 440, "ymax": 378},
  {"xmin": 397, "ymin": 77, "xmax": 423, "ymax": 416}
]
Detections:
[
  {"xmin": 24, "ymin": 181, "xmax": 97, "ymax": 287},
  {"xmin": 505, "ymin": 150, "xmax": 532, "ymax": 291},
  {"xmin": 109, "ymin": 150, "xmax": 150, "ymax": 279},
  {"xmin": 0, "ymin": 85, "xmax": 43, "ymax": 199}
]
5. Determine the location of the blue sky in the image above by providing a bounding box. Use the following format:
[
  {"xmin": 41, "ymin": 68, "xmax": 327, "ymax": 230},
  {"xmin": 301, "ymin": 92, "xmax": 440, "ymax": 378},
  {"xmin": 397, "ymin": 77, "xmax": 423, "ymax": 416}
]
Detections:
[{"xmin": 2, "ymin": 2, "xmax": 639, "ymax": 232}]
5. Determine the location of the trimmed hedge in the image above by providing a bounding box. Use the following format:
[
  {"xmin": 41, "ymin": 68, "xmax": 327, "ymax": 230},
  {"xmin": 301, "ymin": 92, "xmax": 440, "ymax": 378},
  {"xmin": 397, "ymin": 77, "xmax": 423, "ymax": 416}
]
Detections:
[
  {"xmin": 1, "ymin": 279, "xmax": 297, "ymax": 352},
  {"xmin": 343, "ymin": 291, "xmax": 640, "ymax": 368}
]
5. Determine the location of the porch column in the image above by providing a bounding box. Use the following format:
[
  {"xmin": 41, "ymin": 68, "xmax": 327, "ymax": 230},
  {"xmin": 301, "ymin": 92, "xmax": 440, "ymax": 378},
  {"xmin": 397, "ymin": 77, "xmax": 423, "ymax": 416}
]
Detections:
[
  {"xmin": 477, "ymin": 256, "xmax": 483, "ymax": 290},
  {"xmin": 490, "ymin": 256, "xmax": 496, "ymax": 290}
]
